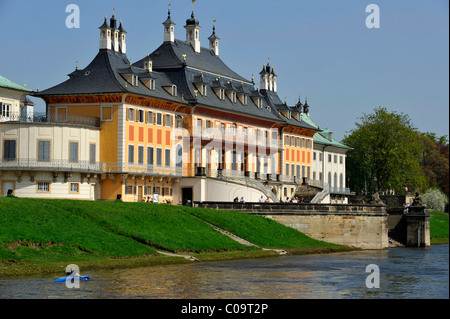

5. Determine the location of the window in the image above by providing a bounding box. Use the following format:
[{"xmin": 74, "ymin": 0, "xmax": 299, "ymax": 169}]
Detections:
[
  {"xmin": 89, "ymin": 144, "xmax": 96, "ymax": 164},
  {"xmin": 165, "ymin": 114, "xmax": 173, "ymax": 127},
  {"xmin": 147, "ymin": 111, "xmax": 153, "ymax": 124},
  {"xmin": 1, "ymin": 103, "xmax": 11, "ymax": 119},
  {"xmin": 69, "ymin": 142, "xmax": 79, "ymax": 163},
  {"xmin": 38, "ymin": 140, "xmax": 51, "ymax": 162},
  {"xmin": 131, "ymin": 75, "xmax": 139, "ymax": 87},
  {"xmin": 232, "ymin": 124, "xmax": 237, "ymax": 136},
  {"xmin": 334, "ymin": 155, "xmax": 337, "ymax": 163},
  {"xmin": 340, "ymin": 156, "xmax": 343, "ymax": 164},
  {"xmin": 200, "ymin": 84, "xmax": 207, "ymax": 97},
  {"xmin": 156, "ymin": 113, "xmax": 162, "ymax": 126},
  {"xmin": 138, "ymin": 110, "xmax": 145, "ymax": 123},
  {"xmin": 149, "ymin": 79, "xmax": 156, "ymax": 90},
  {"xmin": 165, "ymin": 149, "xmax": 171, "ymax": 168},
  {"xmin": 328, "ymin": 154, "xmax": 332, "ymax": 162},
  {"xmin": 37, "ymin": 182, "xmax": 50, "ymax": 193},
  {"xmin": 153, "ymin": 186, "xmax": 160, "ymax": 195},
  {"xmin": 128, "ymin": 145, "xmax": 134, "ymax": 164},
  {"xmin": 239, "ymin": 94, "xmax": 248, "ymax": 106},
  {"xmin": 228, "ymin": 91, "xmax": 237, "ymax": 104},
  {"xmin": 296, "ymin": 137, "xmax": 300, "ymax": 148},
  {"xmin": 125, "ymin": 185, "xmax": 133, "ymax": 195},
  {"xmin": 69, "ymin": 183, "xmax": 79, "ymax": 193},
  {"xmin": 243, "ymin": 127, "xmax": 248, "ymax": 138},
  {"xmin": 171, "ymin": 85, "xmax": 177, "ymax": 96},
  {"xmin": 220, "ymin": 123, "xmax": 225, "ymax": 135},
  {"xmin": 3, "ymin": 140, "xmax": 16, "ymax": 161},
  {"xmin": 138, "ymin": 146, "xmax": 144, "ymax": 165},
  {"xmin": 147, "ymin": 147, "xmax": 154, "ymax": 166},
  {"xmin": 285, "ymin": 163, "xmax": 289, "ymax": 176},
  {"xmin": 313, "ymin": 152, "xmax": 316, "ymax": 161},
  {"xmin": 291, "ymin": 136, "xmax": 295, "ymax": 147},
  {"xmin": 285, "ymin": 135, "xmax": 290, "ymax": 146},
  {"xmin": 127, "ymin": 108, "xmax": 135, "ymax": 122},
  {"xmin": 156, "ymin": 148, "xmax": 162, "ymax": 167}
]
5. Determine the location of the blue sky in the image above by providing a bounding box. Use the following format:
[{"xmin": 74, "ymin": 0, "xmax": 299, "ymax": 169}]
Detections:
[{"xmin": 1, "ymin": 0, "xmax": 448, "ymax": 141}]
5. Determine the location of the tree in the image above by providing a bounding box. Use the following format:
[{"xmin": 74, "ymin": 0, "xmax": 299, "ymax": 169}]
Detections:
[
  {"xmin": 343, "ymin": 107, "xmax": 426, "ymax": 194},
  {"xmin": 418, "ymin": 133, "xmax": 449, "ymax": 197}
]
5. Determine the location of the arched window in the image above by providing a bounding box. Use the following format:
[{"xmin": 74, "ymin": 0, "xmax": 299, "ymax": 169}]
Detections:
[
  {"xmin": 340, "ymin": 173, "xmax": 343, "ymax": 189},
  {"xmin": 334, "ymin": 173, "xmax": 338, "ymax": 189},
  {"xmin": 328, "ymin": 172, "xmax": 332, "ymax": 187}
]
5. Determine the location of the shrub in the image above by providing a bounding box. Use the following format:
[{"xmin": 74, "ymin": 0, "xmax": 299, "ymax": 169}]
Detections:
[{"xmin": 422, "ymin": 188, "xmax": 449, "ymax": 212}]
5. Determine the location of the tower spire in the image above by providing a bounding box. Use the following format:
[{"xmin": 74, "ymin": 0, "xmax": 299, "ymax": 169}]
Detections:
[
  {"xmin": 208, "ymin": 18, "xmax": 220, "ymax": 56},
  {"xmin": 163, "ymin": 0, "xmax": 176, "ymax": 42}
]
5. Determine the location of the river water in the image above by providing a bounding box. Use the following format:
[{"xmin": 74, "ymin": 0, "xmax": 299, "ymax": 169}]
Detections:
[{"xmin": 0, "ymin": 245, "xmax": 448, "ymax": 299}]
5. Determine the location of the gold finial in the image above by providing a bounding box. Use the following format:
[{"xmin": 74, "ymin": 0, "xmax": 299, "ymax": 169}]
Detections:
[
  {"xmin": 182, "ymin": 54, "xmax": 187, "ymax": 62},
  {"xmin": 24, "ymin": 84, "xmax": 27, "ymax": 87},
  {"xmin": 194, "ymin": 90, "xmax": 198, "ymax": 98},
  {"xmin": 251, "ymin": 74, "xmax": 254, "ymax": 82},
  {"xmin": 182, "ymin": 94, "xmax": 184, "ymax": 100},
  {"xmin": 76, "ymin": 61, "xmax": 78, "ymax": 70}
]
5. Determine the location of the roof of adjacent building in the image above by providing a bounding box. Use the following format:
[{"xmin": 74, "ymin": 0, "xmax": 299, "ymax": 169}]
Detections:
[
  {"xmin": 0, "ymin": 75, "xmax": 33, "ymax": 93},
  {"xmin": 301, "ymin": 113, "xmax": 352, "ymax": 150}
]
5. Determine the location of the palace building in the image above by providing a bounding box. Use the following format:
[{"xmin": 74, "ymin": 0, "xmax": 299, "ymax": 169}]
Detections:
[{"xmin": 0, "ymin": 5, "xmax": 350, "ymax": 204}]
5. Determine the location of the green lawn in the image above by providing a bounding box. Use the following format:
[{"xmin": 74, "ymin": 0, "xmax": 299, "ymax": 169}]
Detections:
[
  {"xmin": 0, "ymin": 197, "xmax": 350, "ymax": 277},
  {"xmin": 429, "ymin": 210, "xmax": 449, "ymax": 244},
  {"xmin": 180, "ymin": 206, "xmax": 347, "ymax": 251}
]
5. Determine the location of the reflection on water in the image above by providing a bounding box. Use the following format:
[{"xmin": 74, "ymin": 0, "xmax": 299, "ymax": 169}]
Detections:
[{"xmin": 0, "ymin": 245, "xmax": 448, "ymax": 299}]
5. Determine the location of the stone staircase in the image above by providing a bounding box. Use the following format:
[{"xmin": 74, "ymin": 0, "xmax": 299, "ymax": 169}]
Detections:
[{"xmin": 215, "ymin": 174, "xmax": 279, "ymax": 203}]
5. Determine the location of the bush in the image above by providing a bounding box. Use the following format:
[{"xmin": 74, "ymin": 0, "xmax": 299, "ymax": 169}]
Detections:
[{"xmin": 422, "ymin": 188, "xmax": 449, "ymax": 212}]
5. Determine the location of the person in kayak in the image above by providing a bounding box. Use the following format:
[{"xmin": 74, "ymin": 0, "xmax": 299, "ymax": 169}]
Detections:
[{"xmin": 66, "ymin": 267, "xmax": 81, "ymax": 277}]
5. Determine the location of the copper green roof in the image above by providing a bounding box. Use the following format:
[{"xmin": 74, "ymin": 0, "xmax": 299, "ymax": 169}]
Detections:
[
  {"xmin": 0, "ymin": 75, "xmax": 32, "ymax": 92},
  {"xmin": 301, "ymin": 113, "xmax": 352, "ymax": 150}
]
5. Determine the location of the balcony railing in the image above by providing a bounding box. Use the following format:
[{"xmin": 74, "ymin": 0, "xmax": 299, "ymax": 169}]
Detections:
[
  {"xmin": 0, "ymin": 159, "xmax": 183, "ymax": 177},
  {"xmin": 0, "ymin": 112, "xmax": 100, "ymax": 128}
]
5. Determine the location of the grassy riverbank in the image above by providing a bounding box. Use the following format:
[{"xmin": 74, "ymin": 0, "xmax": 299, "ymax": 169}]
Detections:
[
  {"xmin": 429, "ymin": 210, "xmax": 449, "ymax": 244},
  {"xmin": 0, "ymin": 197, "xmax": 351, "ymax": 278}
]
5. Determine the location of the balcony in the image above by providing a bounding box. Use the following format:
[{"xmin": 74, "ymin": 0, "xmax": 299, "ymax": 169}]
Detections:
[
  {"xmin": 0, "ymin": 112, "xmax": 100, "ymax": 128},
  {"xmin": 0, "ymin": 159, "xmax": 183, "ymax": 177}
]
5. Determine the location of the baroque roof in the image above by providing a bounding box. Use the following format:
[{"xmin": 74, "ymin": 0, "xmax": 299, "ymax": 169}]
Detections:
[{"xmin": 35, "ymin": 11, "xmax": 319, "ymax": 132}]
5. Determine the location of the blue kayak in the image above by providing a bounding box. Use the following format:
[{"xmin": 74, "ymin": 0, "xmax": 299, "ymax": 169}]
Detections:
[{"xmin": 55, "ymin": 276, "xmax": 90, "ymax": 283}]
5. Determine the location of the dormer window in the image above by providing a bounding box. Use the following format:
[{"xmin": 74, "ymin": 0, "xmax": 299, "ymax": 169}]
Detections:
[
  {"xmin": 149, "ymin": 79, "xmax": 156, "ymax": 90},
  {"xmin": 131, "ymin": 75, "xmax": 139, "ymax": 87},
  {"xmin": 214, "ymin": 88, "xmax": 225, "ymax": 101},
  {"xmin": 200, "ymin": 84, "xmax": 207, "ymax": 97},
  {"xmin": 239, "ymin": 94, "xmax": 248, "ymax": 106},
  {"xmin": 227, "ymin": 91, "xmax": 237, "ymax": 104},
  {"xmin": 252, "ymin": 97, "xmax": 262, "ymax": 109},
  {"xmin": 142, "ymin": 79, "xmax": 156, "ymax": 90},
  {"xmin": 164, "ymin": 85, "xmax": 177, "ymax": 97}
]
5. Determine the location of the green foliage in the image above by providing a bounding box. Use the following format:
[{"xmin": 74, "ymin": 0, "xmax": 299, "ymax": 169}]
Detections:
[
  {"xmin": 343, "ymin": 107, "xmax": 426, "ymax": 194},
  {"xmin": 422, "ymin": 188, "xmax": 449, "ymax": 212}
]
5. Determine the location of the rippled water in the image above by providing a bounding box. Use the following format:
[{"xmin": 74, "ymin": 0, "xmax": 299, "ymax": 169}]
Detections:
[{"xmin": 0, "ymin": 245, "xmax": 448, "ymax": 299}]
